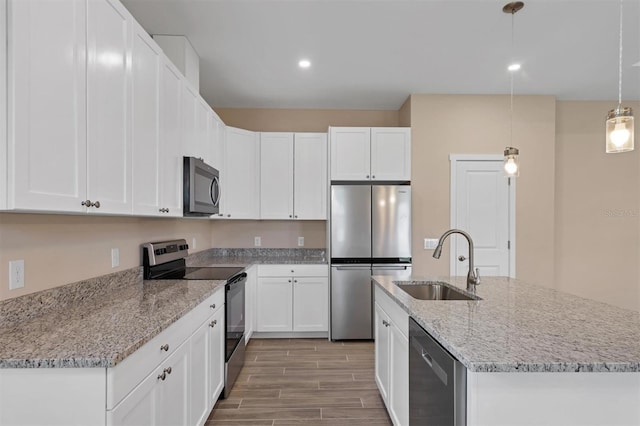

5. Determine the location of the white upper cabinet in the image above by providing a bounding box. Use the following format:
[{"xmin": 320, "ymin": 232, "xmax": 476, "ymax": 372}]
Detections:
[
  {"xmin": 158, "ymin": 56, "xmax": 183, "ymax": 217},
  {"xmin": 208, "ymin": 111, "xmax": 225, "ymax": 172},
  {"xmin": 7, "ymin": 0, "xmax": 87, "ymax": 212},
  {"xmin": 330, "ymin": 127, "xmax": 411, "ymax": 182},
  {"xmin": 181, "ymin": 82, "xmax": 198, "ymax": 160},
  {"xmin": 260, "ymin": 132, "xmax": 327, "ymax": 220},
  {"xmin": 86, "ymin": 0, "xmax": 133, "ymax": 214},
  {"xmin": 330, "ymin": 127, "xmax": 371, "ymax": 181},
  {"xmin": 131, "ymin": 22, "xmax": 162, "ymax": 216},
  {"xmin": 294, "ymin": 133, "xmax": 327, "ymax": 220},
  {"xmin": 223, "ymin": 127, "xmax": 260, "ymax": 219},
  {"xmin": 371, "ymin": 127, "xmax": 411, "ymax": 181},
  {"xmin": 195, "ymin": 96, "xmax": 212, "ymax": 165},
  {"xmin": 260, "ymin": 133, "xmax": 294, "ymax": 219}
]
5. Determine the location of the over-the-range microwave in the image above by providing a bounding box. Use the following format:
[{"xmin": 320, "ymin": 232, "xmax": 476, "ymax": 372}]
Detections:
[{"xmin": 183, "ymin": 156, "xmax": 220, "ymax": 216}]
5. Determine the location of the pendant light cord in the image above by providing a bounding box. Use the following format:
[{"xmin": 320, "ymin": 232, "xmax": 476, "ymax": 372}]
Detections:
[
  {"xmin": 617, "ymin": 0, "xmax": 623, "ymax": 107},
  {"xmin": 510, "ymin": 9, "xmax": 515, "ymax": 145}
]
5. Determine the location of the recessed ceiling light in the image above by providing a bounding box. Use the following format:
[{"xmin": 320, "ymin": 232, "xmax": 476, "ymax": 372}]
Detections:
[
  {"xmin": 298, "ymin": 59, "xmax": 311, "ymax": 69},
  {"xmin": 508, "ymin": 63, "xmax": 521, "ymax": 72}
]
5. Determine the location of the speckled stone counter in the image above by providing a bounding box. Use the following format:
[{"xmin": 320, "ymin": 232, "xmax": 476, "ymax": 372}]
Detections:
[
  {"xmin": 373, "ymin": 275, "xmax": 640, "ymax": 373},
  {"xmin": 0, "ymin": 248, "xmax": 327, "ymax": 369},
  {"xmin": 187, "ymin": 247, "xmax": 327, "ymax": 267},
  {"xmin": 0, "ymin": 269, "xmax": 226, "ymax": 368}
]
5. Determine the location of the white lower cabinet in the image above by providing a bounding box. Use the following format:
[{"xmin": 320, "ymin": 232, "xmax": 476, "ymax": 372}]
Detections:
[
  {"xmin": 244, "ymin": 266, "xmax": 257, "ymax": 344},
  {"xmin": 108, "ymin": 339, "xmax": 190, "ymax": 426},
  {"xmin": 374, "ymin": 286, "xmax": 409, "ymax": 426},
  {"xmin": 207, "ymin": 308, "xmax": 225, "ymax": 413},
  {"xmin": 256, "ymin": 265, "xmax": 328, "ymax": 334}
]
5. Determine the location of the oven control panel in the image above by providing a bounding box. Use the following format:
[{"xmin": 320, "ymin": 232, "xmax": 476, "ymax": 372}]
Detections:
[{"xmin": 143, "ymin": 239, "xmax": 189, "ymax": 266}]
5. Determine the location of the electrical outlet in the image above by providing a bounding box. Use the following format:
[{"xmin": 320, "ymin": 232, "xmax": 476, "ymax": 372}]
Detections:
[
  {"xmin": 298, "ymin": 236, "xmax": 304, "ymax": 247},
  {"xmin": 254, "ymin": 236, "xmax": 261, "ymax": 247},
  {"xmin": 111, "ymin": 248, "xmax": 120, "ymax": 268},
  {"xmin": 424, "ymin": 238, "xmax": 439, "ymax": 250},
  {"xmin": 9, "ymin": 260, "xmax": 25, "ymax": 290},
  {"xmin": 191, "ymin": 237, "xmax": 197, "ymax": 250}
]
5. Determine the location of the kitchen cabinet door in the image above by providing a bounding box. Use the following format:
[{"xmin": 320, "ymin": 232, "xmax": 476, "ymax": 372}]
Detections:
[
  {"xmin": 389, "ymin": 321, "xmax": 409, "ymax": 426},
  {"xmin": 131, "ymin": 22, "xmax": 162, "ymax": 216},
  {"xmin": 181, "ymin": 82, "xmax": 198, "ymax": 159},
  {"xmin": 86, "ymin": 0, "xmax": 133, "ymax": 214},
  {"xmin": 7, "ymin": 0, "xmax": 87, "ymax": 212},
  {"xmin": 196, "ymin": 96, "xmax": 212, "ymax": 165},
  {"xmin": 108, "ymin": 341, "xmax": 189, "ymax": 426},
  {"xmin": 256, "ymin": 278, "xmax": 293, "ymax": 332},
  {"xmin": 209, "ymin": 111, "xmax": 225, "ymax": 172},
  {"xmin": 223, "ymin": 127, "xmax": 260, "ymax": 219},
  {"xmin": 190, "ymin": 318, "xmax": 210, "ymax": 426},
  {"xmin": 159, "ymin": 55, "xmax": 184, "ymax": 217},
  {"xmin": 260, "ymin": 132, "xmax": 294, "ymax": 219},
  {"xmin": 330, "ymin": 127, "xmax": 371, "ymax": 181},
  {"xmin": 208, "ymin": 308, "xmax": 225, "ymax": 406},
  {"xmin": 374, "ymin": 303, "xmax": 390, "ymax": 403},
  {"xmin": 371, "ymin": 128, "xmax": 411, "ymax": 181},
  {"xmin": 293, "ymin": 277, "xmax": 328, "ymax": 332},
  {"xmin": 294, "ymin": 133, "xmax": 327, "ymax": 219},
  {"xmin": 155, "ymin": 340, "xmax": 190, "ymax": 426}
]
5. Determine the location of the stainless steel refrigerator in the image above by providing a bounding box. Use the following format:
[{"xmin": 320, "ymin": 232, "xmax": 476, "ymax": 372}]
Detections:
[{"xmin": 330, "ymin": 185, "xmax": 412, "ymax": 340}]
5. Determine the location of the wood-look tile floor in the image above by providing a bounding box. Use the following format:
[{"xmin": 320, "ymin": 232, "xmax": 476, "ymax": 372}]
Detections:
[{"xmin": 206, "ymin": 338, "xmax": 392, "ymax": 426}]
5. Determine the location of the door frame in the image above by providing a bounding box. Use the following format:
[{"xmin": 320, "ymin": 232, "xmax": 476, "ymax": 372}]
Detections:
[{"xmin": 449, "ymin": 154, "xmax": 516, "ymax": 278}]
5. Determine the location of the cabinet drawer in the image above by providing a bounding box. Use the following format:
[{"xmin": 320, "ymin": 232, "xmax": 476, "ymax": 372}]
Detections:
[
  {"xmin": 258, "ymin": 264, "xmax": 328, "ymax": 277},
  {"xmin": 106, "ymin": 288, "xmax": 224, "ymax": 408},
  {"xmin": 374, "ymin": 286, "xmax": 408, "ymax": 338}
]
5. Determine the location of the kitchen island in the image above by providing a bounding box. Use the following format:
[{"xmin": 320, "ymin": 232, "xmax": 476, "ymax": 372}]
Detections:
[{"xmin": 373, "ymin": 274, "xmax": 640, "ymax": 425}]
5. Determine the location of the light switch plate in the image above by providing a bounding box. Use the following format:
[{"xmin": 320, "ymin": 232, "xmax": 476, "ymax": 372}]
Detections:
[
  {"xmin": 111, "ymin": 248, "xmax": 120, "ymax": 268},
  {"xmin": 424, "ymin": 238, "xmax": 439, "ymax": 250},
  {"xmin": 254, "ymin": 236, "xmax": 261, "ymax": 247},
  {"xmin": 9, "ymin": 260, "xmax": 25, "ymax": 290},
  {"xmin": 298, "ymin": 236, "xmax": 304, "ymax": 247}
]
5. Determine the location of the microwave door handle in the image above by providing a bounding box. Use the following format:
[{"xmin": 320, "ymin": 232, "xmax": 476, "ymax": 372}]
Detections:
[{"xmin": 211, "ymin": 176, "xmax": 221, "ymax": 207}]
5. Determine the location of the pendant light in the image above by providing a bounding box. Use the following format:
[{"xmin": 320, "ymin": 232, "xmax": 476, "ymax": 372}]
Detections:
[
  {"xmin": 606, "ymin": 0, "xmax": 634, "ymax": 153},
  {"xmin": 503, "ymin": 2, "xmax": 524, "ymax": 177}
]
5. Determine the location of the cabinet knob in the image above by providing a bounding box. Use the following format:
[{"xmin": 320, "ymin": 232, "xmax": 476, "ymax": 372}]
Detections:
[
  {"xmin": 209, "ymin": 320, "xmax": 217, "ymax": 327},
  {"xmin": 294, "ymin": 279, "xmax": 298, "ymax": 283},
  {"xmin": 160, "ymin": 344, "xmax": 169, "ymax": 352},
  {"xmin": 210, "ymin": 303, "xmax": 216, "ymax": 309},
  {"xmin": 372, "ymin": 175, "xmax": 375, "ymax": 179},
  {"xmin": 382, "ymin": 320, "xmax": 390, "ymax": 327},
  {"xmin": 164, "ymin": 367, "xmax": 172, "ymax": 375},
  {"xmin": 81, "ymin": 199, "xmax": 92, "ymax": 207},
  {"xmin": 291, "ymin": 270, "xmax": 294, "ymax": 273},
  {"xmin": 227, "ymin": 214, "xmax": 231, "ymax": 217},
  {"xmin": 158, "ymin": 372, "xmax": 167, "ymax": 381},
  {"xmin": 288, "ymin": 279, "xmax": 292, "ymax": 283},
  {"xmin": 294, "ymin": 215, "xmax": 298, "ymax": 218},
  {"xmin": 219, "ymin": 214, "xmax": 223, "ymax": 217},
  {"xmin": 366, "ymin": 175, "xmax": 370, "ymax": 179},
  {"xmin": 289, "ymin": 215, "xmax": 293, "ymax": 218},
  {"xmin": 93, "ymin": 201, "xmax": 100, "ymax": 208}
]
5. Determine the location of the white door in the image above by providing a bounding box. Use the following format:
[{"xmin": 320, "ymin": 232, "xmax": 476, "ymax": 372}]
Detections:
[
  {"xmin": 209, "ymin": 111, "xmax": 224, "ymax": 171},
  {"xmin": 292, "ymin": 277, "xmax": 328, "ymax": 332},
  {"xmin": 156, "ymin": 341, "xmax": 190, "ymax": 426},
  {"xmin": 330, "ymin": 127, "xmax": 371, "ymax": 181},
  {"xmin": 451, "ymin": 158, "xmax": 514, "ymax": 277},
  {"xmin": 223, "ymin": 127, "xmax": 260, "ymax": 219},
  {"xmin": 189, "ymin": 319, "xmax": 210, "ymax": 426},
  {"xmin": 181, "ymin": 82, "xmax": 198, "ymax": 159},
  {"xmin": 131, "ymin": 23, "xmax": 161, "ymax": 216},
  {"xmin": 8, "ymin": 0, "xmax": 87, "ymax": 212},
  {"xmin": 370, "ymin": 127, "xmax": 411, "ymax": 181},
  {"xmin": 374, "ymin": 303, "xmax": 390, "ymax": 403},
  {"xmin": 260, "ymin": 132, "xmax": 294, "ymax": 219},
  {"xmin": 294, "ymin": 133, "xmax": 327, "ymax": 220},
  {"xmin": 195, "ymin": 97, "xmax": 211, "ymax": 164},
  {"xmin": 159, "ymin": 56, "xmax": 183, "ymax": 217},
  {"xmin": 256, "ymin": 278, "xmax": 292, "ymax": 332},
  {"xmin": 208, "ymin": 308, "xmax": 225, "ymax": 404},
  {"xmin": 86, "ymin": 0, "xmax": 132, "ymax": 214}
]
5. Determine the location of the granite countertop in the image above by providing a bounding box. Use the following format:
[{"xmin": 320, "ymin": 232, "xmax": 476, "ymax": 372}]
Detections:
[
  {"xmin": 373, "ymin": 275, "xmax": 640, "ymax": 373},
  {"xmin": 0, "ymin": 248, "xmax": 326, "ymax": 369}
]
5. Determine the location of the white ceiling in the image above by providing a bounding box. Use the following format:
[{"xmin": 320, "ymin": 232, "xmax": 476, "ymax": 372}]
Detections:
[{"xmin": 122, "ymin": 0, "xmax": 640, "ymax": 110}]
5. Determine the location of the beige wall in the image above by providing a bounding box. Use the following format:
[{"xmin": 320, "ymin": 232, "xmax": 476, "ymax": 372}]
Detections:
[
  {"xmin": 215, "ymin": 108, "xmax": 399, "ymax": 132},
  {"xmin": 408, "ymin": 95, "xmax": 557, "ymax": 289},
  {"xmin": 398, "ymin": 97, "xmax": 411, "ymax": 127},
  {"xmin": 555, "ymin": 101, "xmax": 640, "ymax": 311},
  {"xmin": 211, "ymin": 220, "xmax": 326, "ymax": 248},
  {"xmin": 0, "ymin": 213, "xmax": 213, "ymax": 300}
]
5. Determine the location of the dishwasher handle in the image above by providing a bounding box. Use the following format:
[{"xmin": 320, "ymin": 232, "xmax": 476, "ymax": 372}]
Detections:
[
  {"xmin": 332, "ymin": 265, "xmax": 371, "ymax": 270},
  {"xmin": 411, "ymin": 336, "xmax": 448, "ymax": 386}
]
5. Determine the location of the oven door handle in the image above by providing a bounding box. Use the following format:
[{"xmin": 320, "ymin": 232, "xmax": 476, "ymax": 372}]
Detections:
[{"xmin": 226, "ymin": 272, "xmax": 247, "ymax": 289}]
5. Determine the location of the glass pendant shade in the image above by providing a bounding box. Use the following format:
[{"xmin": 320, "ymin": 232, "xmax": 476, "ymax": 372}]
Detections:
[
  {"xmin": 606, "ymin": 107, "xmax": 634, "ymax": 153},
  {"xmin": 504, "ymin": 147, "xmax": 520, "ymax": 177}
]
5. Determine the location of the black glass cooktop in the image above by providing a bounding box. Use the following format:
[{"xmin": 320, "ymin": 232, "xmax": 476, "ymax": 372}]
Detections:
[{"xmin": 153, "ymin": 266, "xmax": 245, "ymax": 281}]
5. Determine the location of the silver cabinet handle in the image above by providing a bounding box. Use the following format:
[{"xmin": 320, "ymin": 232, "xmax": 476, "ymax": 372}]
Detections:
[
  {"xmin": 289, "ymin": 215, "xmax": 293, "ymax": 218},
  {"xmin": 288, "ymin": 279, "xmax": 292, "ymax": 283},
  {"xmin": 160, "ymin": 344, "xmax": 169, "ymax": 352},
  {"xmin": 382, "ymin": 320, "xmax": 390, "ymax": 327},
  {"xmin": 158, "ymin": 372, "xmax": 167, "ymax": 381},
  {"xmin": 93, "ymin": 201, "xmax": 100, "ymax": 208},
  {"xmin": 294, "ymin": 279, "xmax": 297, "ymax": 283},
  {"xmin": 209, "ymin": 320, "xmax": 217, "ymax": 327},
  {"xmin": 81, "ymin": 199, "xmax": 92, "ymax": 207},
  {"xmin": 294, "ymin": 215, "xmax": 298, "ymax": 218},
  {"xmin": 291, "ymin": 270, "xmax": 294, "ymax": 273},
  {"xmin": 372, "ymin": 175, "xmax": 375, "ymax": 179},
  {"xmin": 458, "ymin": 255, "xmax": 466, "ymax": 262},
  {"xmin": 227, "ymin": 214, "xmax": 231, "ymax": 217},
  {"xmin": 210, "ymin": 303, "xmax": 216, "ymax": 309},
  {"xmin": 164, "ymin": 367, "xmax": 172, "ymax": 375},
  {"xmin": 366, "ymin": 175, "xmax": 370, "ymax": 179}
]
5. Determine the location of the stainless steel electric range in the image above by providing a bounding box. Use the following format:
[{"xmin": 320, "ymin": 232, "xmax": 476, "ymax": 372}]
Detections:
[{"xmin": 142, "ymin": 239, "xmax": 246, "ymax": 399}]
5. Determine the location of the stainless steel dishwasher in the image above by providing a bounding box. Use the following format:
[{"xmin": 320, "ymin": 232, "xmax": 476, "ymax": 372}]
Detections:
[{"xmin": 409, "ymin": 317, "xmax": 466, "ymax": 425}]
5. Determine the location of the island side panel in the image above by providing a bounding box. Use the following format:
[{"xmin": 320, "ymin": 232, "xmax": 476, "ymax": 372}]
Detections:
[
  {"xmin": 467, "ymin": 371, "xmax": 640, "ymax": 426},
  {"xmin": 0, "ymin": 368, "xmax": 107, "ymax": 426}
]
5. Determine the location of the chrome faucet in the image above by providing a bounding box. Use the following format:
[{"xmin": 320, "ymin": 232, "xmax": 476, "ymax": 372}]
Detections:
[{"xmin": 432, "ymin": 229, "xmax": 480, "ymax": 291}]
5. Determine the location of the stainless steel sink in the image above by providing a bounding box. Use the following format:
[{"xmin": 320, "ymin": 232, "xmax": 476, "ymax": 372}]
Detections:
[{"xmin": 397, "ymin": 282, "xmax": 480, "ymax": 301}]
